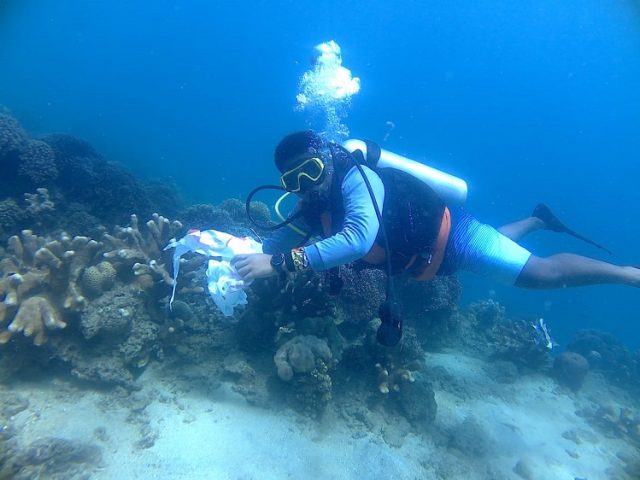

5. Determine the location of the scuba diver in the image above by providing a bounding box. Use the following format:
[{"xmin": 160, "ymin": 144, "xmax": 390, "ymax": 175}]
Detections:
[{"xmin": 233, "ymin": 130, "xmax": 640, "ymax": 346}]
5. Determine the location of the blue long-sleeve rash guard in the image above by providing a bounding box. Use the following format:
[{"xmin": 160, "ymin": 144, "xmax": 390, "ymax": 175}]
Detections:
[{"xmin": 262, "ymin": 166, "xmax": 385, "ymax": 271}]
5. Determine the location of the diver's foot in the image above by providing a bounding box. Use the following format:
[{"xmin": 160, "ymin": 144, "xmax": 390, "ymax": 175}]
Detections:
[{"xmin": 532, "ymin": 203, "xmax": 566, "ymax": 232}]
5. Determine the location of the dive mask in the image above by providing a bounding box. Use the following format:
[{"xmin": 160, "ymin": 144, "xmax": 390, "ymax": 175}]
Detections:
[{"xmin": 279, "ymin": 156, "xmax": 325, "ymax": 193}]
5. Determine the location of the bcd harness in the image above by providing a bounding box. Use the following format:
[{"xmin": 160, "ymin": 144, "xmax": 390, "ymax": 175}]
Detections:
[{"xmin": 303, "ymin": 141, "xmax": 451, "ymax": 282}]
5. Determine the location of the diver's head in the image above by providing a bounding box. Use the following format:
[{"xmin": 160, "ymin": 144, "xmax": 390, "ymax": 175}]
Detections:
[{"xmin": 275, "ymin": 130, "xmax": 333, "ymax": 195}]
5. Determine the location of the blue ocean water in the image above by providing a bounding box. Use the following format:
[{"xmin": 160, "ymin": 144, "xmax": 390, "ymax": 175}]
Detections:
[{"xmin": 1, "ymin": 0, "xmax": 639, "ymax": 346}]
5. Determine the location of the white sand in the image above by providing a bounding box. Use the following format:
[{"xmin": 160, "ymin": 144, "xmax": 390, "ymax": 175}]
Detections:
[{"xmin": 7, "ymin": 351, "xmax": 636, "ymax": 479}]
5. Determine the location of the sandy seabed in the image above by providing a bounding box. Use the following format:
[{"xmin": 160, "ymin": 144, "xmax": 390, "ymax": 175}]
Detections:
[{"xmin": 4, "ymin": 351, "xmax": 637, "ymax": 480}]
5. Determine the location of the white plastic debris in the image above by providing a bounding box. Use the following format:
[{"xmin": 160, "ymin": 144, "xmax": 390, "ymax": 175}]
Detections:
[{"xmin": 164, "ymin": 229, "xmax": 262, "ymax": 317}]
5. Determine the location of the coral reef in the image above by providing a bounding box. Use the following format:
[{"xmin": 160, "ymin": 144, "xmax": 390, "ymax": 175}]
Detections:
[
  {"xmin": 0, "ymin": 229, "xmax": 100, "ymax": 345},
  {"xmin": 13, "ymin": 437, "xmax": 102, "ymax": 480},
  {"xmin": 0, "ymin": 199, "xmax": 25, "ymax": 236},
  {"xmin": 274, "ymin": 334, "xmax": 333, "ymax": 382},
  {"xmin": 102, "ymin": 213, "xmax": 183, "ymax": 286},
  {"xmin": 80, "ymin": 261, "xmax": 117, "ymax": 299},
  {"xmin": 17, "ymin": 140, "xmax": 58, "ymax": 185},
  {"xmin": 1, "ymin": 296, "xmax": 66, "ymax": 346},
  {"xmin": 400, "ymin": 275, "xmax": 461, "ymax": 349},
  {"xmin": 451, "ymin": 300, "xmax": 552, "ymax": 372},
  {"xmin": 553, "ymin": 351, "xmax": 589, "ymax": 391},
  {"xmin": 567, "ymin": 329, "xmax": 640, "ymax": 393},
  {"xmin": 53, "ymin": 286, "xmax": 160, "ymax": 388},
  {"xmin": 273, "ymin": 335, "xmax": 335, "ymax": 416},
  {"xmin": 468, "ymin": 299, "xmax": 505, "ymax": 329},
  {"xmin": 395, "ymin": 375, "xmax": 437, "ymax": 426},
  {"xmin": 177, "ymin": 198, "xmax": 271, "ymax": 237},
  {"xmin": 580, "ymin": 401, "xmax": 640, "ymax": 450},
  {"xmin": 0, "ymin": 113, "xmax": 27, "ymax": 155},
  {"xmin": 336, "ymin": 266, "xmax": 385, "ymax": 327}
]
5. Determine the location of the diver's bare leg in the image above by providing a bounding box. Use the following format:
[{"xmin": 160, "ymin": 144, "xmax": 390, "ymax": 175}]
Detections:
[
  {"xmin": 498, "ymin": 217, "xmax": 545, "ymax": 242},
  {"xmin": 515, "ymin": 254, "xmax": 640, "ymax": 289}
]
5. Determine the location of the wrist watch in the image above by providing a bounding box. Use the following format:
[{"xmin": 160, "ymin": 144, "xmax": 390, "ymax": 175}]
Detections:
[{"xmin": 270, "ymin": 253, "xmax": 286, "ymax": 273}]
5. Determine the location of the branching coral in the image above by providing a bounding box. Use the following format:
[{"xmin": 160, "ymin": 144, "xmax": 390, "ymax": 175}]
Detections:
[
  {"xmin": 1, "ymin": 296, "xmax": 66, "ymax": 346},
  {"xmin": 0, "ymin": 229, "xmax": 101, "ymax": 344},
  {"xmin": 102, "ymin": 213, "xmax": 183, "ymax": 288},
  {"xmin": 375, "ymin": 361, "xmax": 417, "ymax": 394},
  {"xmin": 24, "ymin": 188, "xmax": 54, "ymax": 215}
]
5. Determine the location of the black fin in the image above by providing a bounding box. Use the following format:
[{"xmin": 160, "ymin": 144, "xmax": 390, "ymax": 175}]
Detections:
[{"xmin": 532, "ymin": 203, "xmax": 614, "ymax": 255}]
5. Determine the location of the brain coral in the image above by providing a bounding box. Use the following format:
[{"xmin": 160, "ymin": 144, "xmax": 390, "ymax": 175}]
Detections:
[
  {"xmin": 80, "ymin": 261, "xmax": 117, "ymax": 298},
  {"xmin": 274, "ymin": 335, "xmax": 333, "ymax": 382}
]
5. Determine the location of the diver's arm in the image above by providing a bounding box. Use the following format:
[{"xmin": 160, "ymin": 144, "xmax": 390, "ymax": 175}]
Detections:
[{"xmin": 304, "ymin": 166, "xmax": 384, "ymax": 270}]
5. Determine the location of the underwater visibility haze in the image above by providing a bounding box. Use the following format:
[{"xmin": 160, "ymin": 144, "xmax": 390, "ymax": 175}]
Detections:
[{"xmin": 0, "ymin": 1, "xmax": 639, "ymax": 479}]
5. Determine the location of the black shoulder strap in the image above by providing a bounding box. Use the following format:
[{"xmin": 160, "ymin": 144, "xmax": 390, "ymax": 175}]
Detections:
[{"xmin": 363, "ymin": 140, "xmax": 381, "ymax": 167}]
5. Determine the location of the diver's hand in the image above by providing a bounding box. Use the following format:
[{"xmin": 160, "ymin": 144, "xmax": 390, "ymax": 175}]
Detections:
[{"xmin": 231, "ymin": 253, "xmax": 275, "ymax": 281}]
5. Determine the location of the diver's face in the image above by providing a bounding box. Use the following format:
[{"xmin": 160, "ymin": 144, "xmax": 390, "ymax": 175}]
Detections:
[{"xmin": 300, "ymin": 166, "xmax": 332, "ymax": 199}]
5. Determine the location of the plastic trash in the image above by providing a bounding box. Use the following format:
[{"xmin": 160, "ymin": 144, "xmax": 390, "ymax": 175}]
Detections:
[{"xmin": 164, "ymin": 229, "xmax": 263, "ymax": 317}]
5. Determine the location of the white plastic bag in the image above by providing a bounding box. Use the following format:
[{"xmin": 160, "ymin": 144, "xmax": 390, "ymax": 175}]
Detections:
[{"xmin": 164, "ymin": 229, "xmax": 263, "ymax": 317}]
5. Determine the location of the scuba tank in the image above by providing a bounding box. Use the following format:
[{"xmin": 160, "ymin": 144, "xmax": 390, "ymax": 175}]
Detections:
[{"xmin": 342, "ymin": 139, "xmax": 468, "ymax": 206}]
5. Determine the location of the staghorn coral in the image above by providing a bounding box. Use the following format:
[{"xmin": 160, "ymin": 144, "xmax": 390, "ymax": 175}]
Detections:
[{"xmin": 17, "ymin": 140, "xmax": 58, "ymax": 184}]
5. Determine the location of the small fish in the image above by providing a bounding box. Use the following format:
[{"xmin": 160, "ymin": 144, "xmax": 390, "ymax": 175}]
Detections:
[{"xmin": 531, "ymin": 318, "xmax": 557, "ymax": 350}]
